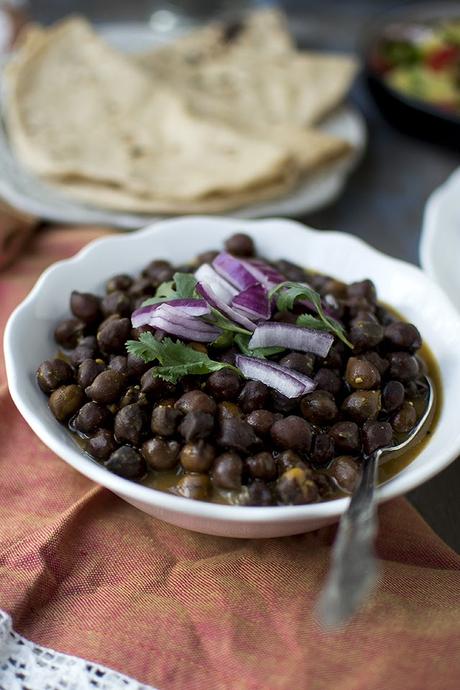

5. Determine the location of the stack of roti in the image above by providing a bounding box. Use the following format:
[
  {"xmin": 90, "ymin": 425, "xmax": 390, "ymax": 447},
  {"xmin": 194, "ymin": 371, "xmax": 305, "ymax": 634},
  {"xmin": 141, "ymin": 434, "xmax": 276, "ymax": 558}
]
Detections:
[{"xmin": 3, "ymin": 9, "xmax": 358, "ymax": 214}]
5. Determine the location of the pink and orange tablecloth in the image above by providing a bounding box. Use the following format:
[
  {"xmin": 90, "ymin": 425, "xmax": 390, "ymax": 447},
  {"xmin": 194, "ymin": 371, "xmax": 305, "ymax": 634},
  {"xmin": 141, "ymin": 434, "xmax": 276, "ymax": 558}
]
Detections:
[{"xmin": 0, "ymin": 223, "xmax": 459, "ymax": 690}]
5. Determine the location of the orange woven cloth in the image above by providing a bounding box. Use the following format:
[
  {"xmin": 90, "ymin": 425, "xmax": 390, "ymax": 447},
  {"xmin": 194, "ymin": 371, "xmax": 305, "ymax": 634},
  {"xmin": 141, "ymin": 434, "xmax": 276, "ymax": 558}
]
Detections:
[{"xmin": 1, "ymin": 225, "xmax": 459, "ymax": 690}]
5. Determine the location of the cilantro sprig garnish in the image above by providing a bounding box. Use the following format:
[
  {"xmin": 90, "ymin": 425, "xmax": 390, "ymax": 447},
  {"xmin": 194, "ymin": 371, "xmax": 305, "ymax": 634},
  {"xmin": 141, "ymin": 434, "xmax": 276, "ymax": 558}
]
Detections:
[
  {"xmin": 207, "ymin": 309, "xmax": 251, "ymax": 335},
  {"xmin": 126, "ymin": 333, "xmax": 238, "ymax": 384},
  {"xmin": 269, "ymin": 281, "xmax": 353, "ymax": 348},
  {"xmin": 141, "ymin": 272, "xmax": 198, "ymax": 307}
]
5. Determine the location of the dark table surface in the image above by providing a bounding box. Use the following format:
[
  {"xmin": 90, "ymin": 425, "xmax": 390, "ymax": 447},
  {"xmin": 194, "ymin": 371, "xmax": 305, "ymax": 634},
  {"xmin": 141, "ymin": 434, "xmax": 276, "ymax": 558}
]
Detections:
[{"xmin": 28, "ymin": 0, "xmax": 460, "ymax": 551}]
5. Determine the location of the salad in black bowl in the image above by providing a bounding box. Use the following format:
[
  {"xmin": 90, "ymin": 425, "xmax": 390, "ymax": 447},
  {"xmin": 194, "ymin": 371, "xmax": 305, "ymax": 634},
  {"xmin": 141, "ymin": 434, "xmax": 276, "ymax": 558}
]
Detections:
[{"xmin": 364, "ymin": 2, "xmax": 460, "ymax": 147}]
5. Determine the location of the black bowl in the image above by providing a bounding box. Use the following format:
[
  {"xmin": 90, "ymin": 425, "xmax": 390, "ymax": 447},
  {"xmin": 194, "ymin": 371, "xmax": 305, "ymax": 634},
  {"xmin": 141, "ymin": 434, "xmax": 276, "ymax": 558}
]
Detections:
[{"xmin": 362, "ymin": 2, "xmax": 460, "ymax": 148}]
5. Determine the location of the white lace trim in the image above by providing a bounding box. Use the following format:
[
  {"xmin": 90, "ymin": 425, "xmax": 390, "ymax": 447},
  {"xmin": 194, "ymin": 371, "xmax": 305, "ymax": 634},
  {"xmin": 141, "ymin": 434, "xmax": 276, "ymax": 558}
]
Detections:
[{"xmin": 0, "ymin": 609, "xmax": 159, "ymax": 690}]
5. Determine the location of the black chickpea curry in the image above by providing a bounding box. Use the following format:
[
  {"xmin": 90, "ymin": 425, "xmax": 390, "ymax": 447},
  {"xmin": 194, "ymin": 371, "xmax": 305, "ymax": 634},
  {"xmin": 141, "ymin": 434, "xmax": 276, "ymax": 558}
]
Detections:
[{"xmin": 36, "ymin": 233, "xmax": 436, "ymax": 506}]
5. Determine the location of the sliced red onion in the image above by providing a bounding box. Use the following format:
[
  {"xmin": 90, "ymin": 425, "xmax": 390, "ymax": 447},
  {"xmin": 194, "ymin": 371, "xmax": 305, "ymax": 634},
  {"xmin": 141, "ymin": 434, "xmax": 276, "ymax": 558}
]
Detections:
[
  {"xmin": 148, "ymin": 304, "xmax": 221, "ymax": 342},
  {"xmin": 235, "ymin": 355, "xmax": 316, "ymax": 398},
  {"xmin": 212, "ymin": 252, "xmax": 259, "ymax": 291},
  {"xmin": 231, "ymin": 284, "xmax": 271, "ymax": 320},
  {"xmin": 243, "ymin": 259, "xmax": 286, "ymax": 288},
  {"xmin": 249, "ymin": 322, "xmax": 334, "ymax": 357},
  {"xmin": 195, "ymin": 264, "xmax": 237, "ymax": 305},
  {"xmin": 196, "ymin": 282, "xmax": 256, "ymax": 331},
  {"xmin": 132, "ymin": 299, "xmax": 210, "ymax": 328}
]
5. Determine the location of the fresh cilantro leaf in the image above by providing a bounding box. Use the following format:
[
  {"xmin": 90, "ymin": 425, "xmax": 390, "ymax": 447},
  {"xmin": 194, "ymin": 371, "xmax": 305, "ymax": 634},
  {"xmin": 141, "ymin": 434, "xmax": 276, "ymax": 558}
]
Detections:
[
  {"xmin": 234, "ymin": 333, "xmax": 285, "ymax": 359},
  {"xmin": 141, "ymin": 272, "xmax": 197, "ymax": 307},
  {"xmin": 126, "ymin": 333, "xmax": 238, "ymax": 384},
  {"xmin": 126, "ymin": 332, "xmax": 164, "ymax": 361},
  {"xmin": 211, "ymin": 330, "xmax": 235, "ymax": 349},
  {"xmin": 271, "ymin": 282, "xmax": 319, "ymax": 313},
  {"xmin": 174, "ymin": 272, "xmax": 197, "ymax": 298},
  {"xmin": 296, "ymin": 314, "xmax": 331, "ymax": 331},
  {"xmin": 207, "ymin": 308, "xmax": 251, "ymax": 335},
  {"xmin": 269, "ymin": 281, "xmax": 353, "ymax": 348}
]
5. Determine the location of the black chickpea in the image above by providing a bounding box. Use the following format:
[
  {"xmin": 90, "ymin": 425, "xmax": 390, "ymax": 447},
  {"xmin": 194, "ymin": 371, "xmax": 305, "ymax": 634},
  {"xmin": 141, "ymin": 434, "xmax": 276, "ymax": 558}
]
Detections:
[
  {"xmin": 329, "ymin": 456, "xmax": 361, "ymax": 494},
  {"xmin": 141, "ymin": 438, "xmax": 180, "ymax": 470},
  {"xmin": 70, "ymin": 336, "xmax": 98, "ymax": 366},
  {"xmin": 270, "ymin": 416, "xmax": 312, "ymax": 452},
  {"xmin": 300, "ymin": 391, "xmax": 338, "ymax": 425},
  {"xmin": 217, "ymin": 401, "xmax": 242, "ymax": 423},
  {"xmin": 310, "ymin": 434, "xmax": 335, "ymax": 466},
  {"xmin": 70, "ymin": 291, "xmax": 100, "ymax": 324},
  {"xmin": 175, "ymin": 390, "xmax": 216, "ymax": 415},
  {"xmin": 245, "ymin": 409, "xmax": 277, "ymax": 437},
  {"xmin": 362, "ymin": 421, "xmax": 393, "ymax": 455},
  {"xmin": 174, "ymin": 474, "xmax": 210, "ymax": 501},
  {"xmin": 212, "ymin": 452, "xmax": 243, "ymax": 490},
  {"xmin": 49, "ymin": 385, "xmax": 85, "ymax": 422},
  {"xmin": 151, "ymin": 405, "xmax": 183, "ymax": 436},
  {"xmin": 180, "ymin": 441, "xmax": 215, "ymax": 472},
  {"xmin": 329, "ymin": 421, "xmax": 361, "ymax": 454},
  {"xmin": 86, "ymin": 369, "xmax": 126, "ymax": 404},
  {"xmin": 345, "ymin": 357, "xmax": 381, "ymax": 390},
  {"xmin": 207, "ymin": 369, "xmax": 241, "ymax": 400},
  {"xmin": 37, "ymin": 359, "xmax": 74, "ymax": 394},
  {"xmin": 382, "ymin": 380, "xmax": 405, "ymax": 412},
  {"xmin": 54, "ymin": 318, "xmax": 84, "ymax": 349},
  {"xmin": 178, "ymin": 411, "xmax": 214, "ymax": 441},
  {"xmin": 276, "ymin": 467, "xmax": 318, "ymax": 505},
  {"xmin": 245, "ymin": 452, "xmax": 277, "ymax": 481},
  {"xmin": 74, "ymin": 402, "xmax": 111, "ymax": 435},
  {"xmin": 87, "ymin": 429, "xmax": 118, "ymax": 461},
  {"xmin": 392, "ymin": 402, "xmax": 417, "ymax": 434},
  {"xmin": 106, "ymin": 273, "xmax": 132, "ymax": 293},
  {"xmin": 224, "ymin": 233, "xmax": 255, "ymax": 257},
  {"xmin": 77, "ymin": 359, "xmax": 106, "ymax": 389},
  {"xmin": 246, "ymin": 480, "xmax": 273, "ymax": 506},
  {"xmin": 238, "ymin": 380, "xmax": 269, "ymax": 412},
  {"xmin": 114, "ymin": 403, "xmax": 145, "ymax": 446},
  {"xmin": 104, "ymin": 446, "xmax": 146, "ymax": 479},
  {"xmin": 341, "ymin": 390, "xmax": 381, "ymax": 424}
]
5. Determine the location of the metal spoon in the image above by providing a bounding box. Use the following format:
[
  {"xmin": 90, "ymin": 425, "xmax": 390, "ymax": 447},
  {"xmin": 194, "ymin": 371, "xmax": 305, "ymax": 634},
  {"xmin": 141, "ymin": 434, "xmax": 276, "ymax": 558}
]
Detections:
[{"xmin": 317, "ymin": 376, "xmax": 435, "ymax": 628}]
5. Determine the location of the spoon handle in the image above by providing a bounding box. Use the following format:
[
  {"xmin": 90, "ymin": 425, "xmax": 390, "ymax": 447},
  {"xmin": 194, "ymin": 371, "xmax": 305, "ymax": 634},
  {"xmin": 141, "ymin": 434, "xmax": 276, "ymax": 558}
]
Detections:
[{"xmin": 317, "ymin": 452, "xmax": 380, "ymax": 628}]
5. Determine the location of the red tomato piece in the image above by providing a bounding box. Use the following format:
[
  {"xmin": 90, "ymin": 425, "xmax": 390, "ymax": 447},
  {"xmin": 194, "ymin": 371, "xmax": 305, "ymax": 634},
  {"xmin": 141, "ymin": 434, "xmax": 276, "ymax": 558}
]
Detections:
[{"xmin": 426, "ymin": 45, "xmax": 460, "ymax": 71}]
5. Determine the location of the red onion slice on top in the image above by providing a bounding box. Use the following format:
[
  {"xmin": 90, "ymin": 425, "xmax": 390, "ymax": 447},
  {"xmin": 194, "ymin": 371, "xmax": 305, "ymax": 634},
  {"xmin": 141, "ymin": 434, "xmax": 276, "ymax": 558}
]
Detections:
[
  {"xmin": 212, "ymin": 252, "xmax": 259, "ymax": 291},
  {"xmin": 131, "ymin": 299, "xmax": 210, "ymax": 328},
  {"xmin": 231, "ymin": 284, "xmax": 271, "ymax": 320},
  {"xmin": 243, "ymin": 259, "xmax": 286, "ymax": 288},
  {"xmin": 148, "ymin": 304, "xmax": 221, "ymax": 342},
  {"xmin": 196, "ymin": 282, "xmax": 256, "ymax": 331},
  {"xmin": 235, "ymin": 355, "xmax": 316, "ymax": 398},
  {"xmin": 249, "ymin": 322, "xmax": 334, "ymax": 357},
  {"xmin": 195, "ymin": 264, "xmax": 237, "ymax": 305}
]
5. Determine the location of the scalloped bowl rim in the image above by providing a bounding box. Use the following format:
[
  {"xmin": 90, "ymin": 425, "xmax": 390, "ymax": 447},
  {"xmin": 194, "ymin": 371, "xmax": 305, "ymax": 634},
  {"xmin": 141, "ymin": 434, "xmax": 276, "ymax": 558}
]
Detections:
[{"xmin": 4, "ymin": 216, "xmax": 460, "ymax": 529}]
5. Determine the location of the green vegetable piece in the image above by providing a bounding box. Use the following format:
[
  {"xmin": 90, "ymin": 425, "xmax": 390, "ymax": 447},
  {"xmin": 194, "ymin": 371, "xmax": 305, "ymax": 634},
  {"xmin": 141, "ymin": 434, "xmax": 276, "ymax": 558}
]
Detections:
[
  {"xmin": 173, "ymin": 272, "xmax": 197, "ymax": 298},
  {"xmin": 207, "ymin": 309, "xmax": 251, "ymax": 335},
  {"xmin": 269, "ymin": 281, "xmax": 353, "ymax": 348},
  {"xmin": 126, "ymin": 333, "xmax": 238, "ymax": 384},
  {"xmin": 211, "ymin": 330, "xmax": 235, "ymax": 349},
  {"xmin": 141, "ymin": 272, "xmax": 197, "ymax": 307}
]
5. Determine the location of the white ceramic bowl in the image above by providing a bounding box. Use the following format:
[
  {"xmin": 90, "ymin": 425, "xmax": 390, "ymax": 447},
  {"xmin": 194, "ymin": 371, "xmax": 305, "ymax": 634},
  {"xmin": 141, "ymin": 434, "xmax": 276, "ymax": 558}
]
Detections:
[
  {"xmin": 5, "ymin": 217, "xmax": 460, "ymax": 538},
  {"xmin": 420, "ymin": 167, "xmax": 460, "ymax": 313}
]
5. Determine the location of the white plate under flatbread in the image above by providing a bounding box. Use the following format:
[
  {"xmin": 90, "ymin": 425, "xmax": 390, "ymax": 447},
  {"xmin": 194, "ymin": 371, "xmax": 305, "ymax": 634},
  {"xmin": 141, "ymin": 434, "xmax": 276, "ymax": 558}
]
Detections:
[{"xmin": 0, "ymin": 16, "xmax": 366, "ymax": 227}]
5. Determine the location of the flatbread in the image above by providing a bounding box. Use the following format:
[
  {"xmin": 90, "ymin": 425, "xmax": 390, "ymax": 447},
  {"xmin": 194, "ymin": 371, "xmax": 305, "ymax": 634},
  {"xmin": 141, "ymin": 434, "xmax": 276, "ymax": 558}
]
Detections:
[
  {"xmin": 138, "ymin": 47, "xmax": 357, "ymax": 131},
  {"xmin": 3, "ymin": 11, "xmax": 356, "ymax": 214},
  {"xmin": 45, "ymin": 125, "xmax": 351, "ymax": 214},
  {"xmin": 4, "ymin": 18, "xmax": 299, "ymax": 203},
  {"xmin": 136, "ymin": 7, "xmax": 294, "ymax": 76}
]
